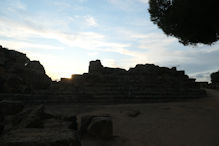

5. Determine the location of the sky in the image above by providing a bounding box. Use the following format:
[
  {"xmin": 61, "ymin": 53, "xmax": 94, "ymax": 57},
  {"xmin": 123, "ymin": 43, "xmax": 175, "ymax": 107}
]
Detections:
[{"xmin": 0, "ymin": 0, "xmax": 218, "ymax": 82}]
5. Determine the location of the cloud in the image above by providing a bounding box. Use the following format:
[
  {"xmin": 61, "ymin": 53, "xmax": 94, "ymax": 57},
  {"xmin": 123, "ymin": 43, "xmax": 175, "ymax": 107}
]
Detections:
[
  {"xmin": 136, "ymin": 0, "xmax": 149, "ymax": 4},
  {"xmin": 68, "ymin": 15, "xmax": 98, "ymax": 27},
  {"xmin": 0, "ymin": 17, "xmax": 135, "ymax": 56},
  {"xmin": 0, "ymin": 40, "xmax": 63, "ymax": 51},
  {"xmin": 53, "ymin": 1, "xmax": 85, "ymax": 11},
  {"xmin": 130, "ymin": 32, "xmax": 177, "ymax": 49},
  {"xmin": 0, "ymin": 0, "xmax": 218, "ymax": 82},
  {"xmin": 102, "ymin": 59, "xmax": 118, "ymax": 68},
  {"xmin": 7, "ymin": 0, "xmax": 26, "ymax": 11},
  {"xmin": 109, "ymin": 29, "xmax": 219, "ymax": 81},
  {"xmin": 108, "ymin": 0, "xmax": 148, "ymax": 10},
  {"xmin": 104, "ymin": 47, "xmax": 140, "ymax": 57},
  {"xmin": 1, "ymin": 14, "xmax": 218, "ymax": 82},
  {"xmin": 85, "ymin": 16, "xmax": 98, "ymax": 27},
  {"xmin": 113, "ymin": 30, "xmax": 182, "ymax": 63},
  {"xmin": 189, "ymin": 71, "xmax": 213, "ymax": 82},
  {"xmin": 87, "ymin": 51, "xmax": 99, "ymax": 57}
]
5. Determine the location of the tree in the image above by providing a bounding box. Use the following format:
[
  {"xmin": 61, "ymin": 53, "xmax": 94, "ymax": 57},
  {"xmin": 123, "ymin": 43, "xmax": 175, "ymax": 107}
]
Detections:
[
  {"xmin": 211, "ymin": 71, "xmax": 219, "ymax": 84},
  {"xmin": 148, "ymin": 0, "xmax": 219, "ymax": 46}
]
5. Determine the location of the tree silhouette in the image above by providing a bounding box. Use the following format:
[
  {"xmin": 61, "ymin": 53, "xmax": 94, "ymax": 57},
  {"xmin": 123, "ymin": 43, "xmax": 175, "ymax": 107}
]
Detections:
[
  {"xmin": 211, "ymin": 71, "xmax": 219, "ymax": 84},
  {"xmin": 148, "ymin": 0, "xmax": 219, "ymax": 46}
]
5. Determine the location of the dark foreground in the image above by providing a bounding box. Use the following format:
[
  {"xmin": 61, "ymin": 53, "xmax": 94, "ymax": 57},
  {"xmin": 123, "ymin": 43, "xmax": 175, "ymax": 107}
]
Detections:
[
  {"xmin": 1, "ymin": 89, "xmax": 219, "ymax": 146},
  {"xmin": 47, "ymin": 89, "xmax": 219, "ymax": 146}
]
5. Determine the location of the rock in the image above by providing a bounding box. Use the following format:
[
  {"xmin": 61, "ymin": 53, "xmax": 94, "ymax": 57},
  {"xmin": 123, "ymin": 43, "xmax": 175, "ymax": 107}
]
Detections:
[
  {"xmin": 23, "ymin": 69, "xmax": 52, "ymax": 90},
  {"xmin": 7, "ymin": 49, "xmax": 29, "ymax": 65},
  {"xmin": 87, "ymin": 116, "xmax": 113, "ymax": 139},
  {"xmin": 12, "ymin": 108, "xmax": 32, "ymax": 127},
  {"xmin": 2, "ymin": 74, "xmax": 26, "ymax": 93},
  {"xmin": 14, "ymin": 108, "xmax": 54, "ymax": 128},
  {"xmin": 0, "ymin": 111, "xmax": 4, "ymax": 134},
  {"xmin": 88, "ymin": 60, "xmax": 126, "ymax": 75},
  {"xmin": 0, "ymin": 100, "xmax": 24, "ymax": 115},
  {"xmin": 64, "ymin": 115, "xmax": 78, "ymax": 130},
  {"xmin": 0, "ymin": 52, "xmax": 6, "ymax": 65},
  {"xmin": 0, "ymin": 114, "xmax": 4, "ymax": 123},
  {"xmin": 89, "ymin": 60, "xmax": 103, "ymax": 73},
  {"xmin": 58, "ymin": 59, "xmax": 206, "ymax": 104},
  {"xmin": 0, "ymin": 46, "xmax": 51, "ymax": 93},
  {"xmin": 0, "ymin": 128, "xmax": 81, "ymax": 146},
  {"xmin": 63, "ymin": 115, "xmax": 77, "ymax": 121},
  {"xmin": 69, "ymin": 121, "xmax": 78, "ymax": 130},
  {"xmin": 25, "ymin": 61, "xmax": 46, "ymax": 74},
  {"xmin": 0, "ymin": 123, "xmax": 4, "ymax": 135},
  {"xmin": 18, "ymin": 105, "xmax": 48, "ymax": 128},
  {"xmin": 171, "ymin": 67, "xmax": 177, "ymax": 71},
  {"xmin": 0, "ymin": 46, "xmax": 206, "ymax": 104},
  {"xmin": 103, "ymin": 67, "xmax": 126, "ymax": 74},
  {"xmin": 127, "ymin": 110, "xmax": 140, "ymax": 117},
  {"xmin": 80, "ymin": 115, "xmax": 113, "ymax": 139},
  {"xmin": 80, "ymin": 115, "xmax": 94, "ymax": 136},
  {"xmin": 43, "ymin": 119, "xmax": 68, "ymax": 129}
]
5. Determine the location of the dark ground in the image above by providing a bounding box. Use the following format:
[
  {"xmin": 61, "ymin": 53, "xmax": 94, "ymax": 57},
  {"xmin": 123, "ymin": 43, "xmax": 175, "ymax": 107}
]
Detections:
[{"xmin": 44, "ymin": 89, "xmax": 219, "ymax": 146}]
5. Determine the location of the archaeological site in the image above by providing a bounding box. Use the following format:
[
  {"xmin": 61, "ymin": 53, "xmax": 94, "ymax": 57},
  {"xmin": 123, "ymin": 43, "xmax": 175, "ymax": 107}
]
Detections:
[{"xmin": 0, "ymin": 46, "xmax": 219, "ymax": 146}]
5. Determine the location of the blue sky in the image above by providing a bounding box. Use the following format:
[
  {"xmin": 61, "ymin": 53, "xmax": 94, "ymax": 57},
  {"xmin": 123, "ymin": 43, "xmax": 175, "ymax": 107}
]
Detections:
[{"xmin": 0, "ymin": 0, "xmax": 218, "ymax": 81}]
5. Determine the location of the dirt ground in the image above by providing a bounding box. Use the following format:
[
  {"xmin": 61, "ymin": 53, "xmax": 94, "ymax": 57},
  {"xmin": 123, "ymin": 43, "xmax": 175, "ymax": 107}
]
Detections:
[{"xmin": 45, "ymin": 89, "xmax": 219, "ymax": 146}]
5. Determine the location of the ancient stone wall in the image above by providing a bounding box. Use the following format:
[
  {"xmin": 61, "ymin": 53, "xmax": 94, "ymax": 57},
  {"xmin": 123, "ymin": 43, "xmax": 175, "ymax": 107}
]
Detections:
[
  {"xmin": 64, "ymin": 60, "xmax": 206, "ymax": 103},
  {"xmin": 0, "ymin": 45, "xmax": 51, "ymax": 93},
  {"xmin": 0, "ymin": 46, "xmax": 206, "ymax": 103}
]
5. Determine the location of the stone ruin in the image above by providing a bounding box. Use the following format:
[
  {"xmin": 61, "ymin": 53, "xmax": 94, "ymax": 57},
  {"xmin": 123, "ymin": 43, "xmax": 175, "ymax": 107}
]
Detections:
[
  {"xmin": 58, "ymin": 60, "xmax": 205, "ymax": 103},
  {"xmin": 0, "ymin": 45, "xmax": 51, "ymax": 93},
  {"xmin": 0, "ymin": 46, "xmax": 205, "ymax": 103},
  {"xmin": 0, "ymin": 46, "xmax": 207, "ymax": 146},
  {"xmin": 0, "ymin": 102, "xmax": 82, "ymax": 146},
  {"xmin": 0, "ymin": 100, "xmax": 113, "ymax": 145}
]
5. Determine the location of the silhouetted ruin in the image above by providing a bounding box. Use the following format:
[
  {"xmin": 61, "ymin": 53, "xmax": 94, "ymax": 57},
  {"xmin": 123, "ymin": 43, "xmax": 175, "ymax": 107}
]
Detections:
[
  {"xmin": 0, "ymin": 45, "xmax": 51, "ymax": 93},
  {"xmin": 57, "ymin": 59, "xmax": 205, "ymax": 103},
  {"xmin": 0, "ymin": 46, "xmax": 206, "ymax": 103},
  {"xmin": 0, "ymin": 46, "xmax": 218, "ymax": 146}
]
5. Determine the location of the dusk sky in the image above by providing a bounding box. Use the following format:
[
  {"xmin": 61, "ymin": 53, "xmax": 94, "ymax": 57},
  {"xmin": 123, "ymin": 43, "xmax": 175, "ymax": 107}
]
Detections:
[{"xmin": 0, "ymin": 0, "xmax": 218, "ymax": 81}]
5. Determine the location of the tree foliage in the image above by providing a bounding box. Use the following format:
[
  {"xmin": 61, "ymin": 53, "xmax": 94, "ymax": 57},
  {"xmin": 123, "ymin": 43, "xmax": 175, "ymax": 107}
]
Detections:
[
  {"xmin": 148, "ymin": 0, "xmax": 219, "ymax": 46},
  {"xmin": 211, "ymin": 71, "xmax": 219, "ymax": 84}
]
